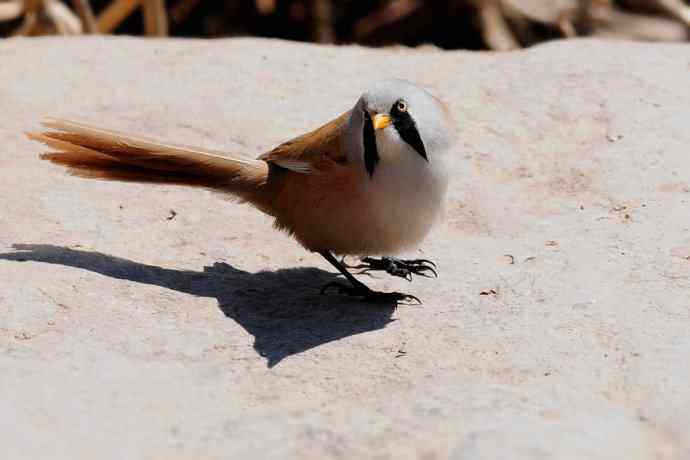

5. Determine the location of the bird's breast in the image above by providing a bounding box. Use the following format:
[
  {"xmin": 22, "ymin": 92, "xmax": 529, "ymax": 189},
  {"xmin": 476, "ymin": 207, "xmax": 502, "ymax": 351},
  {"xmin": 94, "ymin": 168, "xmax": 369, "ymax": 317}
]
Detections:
[{"xmin": 356, "ymin": 141, "xmax": 449, "ymax": 255}]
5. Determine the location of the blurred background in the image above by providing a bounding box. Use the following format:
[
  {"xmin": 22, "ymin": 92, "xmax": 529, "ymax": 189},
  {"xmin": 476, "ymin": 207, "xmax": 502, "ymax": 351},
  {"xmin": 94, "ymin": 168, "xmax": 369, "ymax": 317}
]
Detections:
[{"xmin": 1, "ymin": 0, "xmax": 689, "ymax": 49}]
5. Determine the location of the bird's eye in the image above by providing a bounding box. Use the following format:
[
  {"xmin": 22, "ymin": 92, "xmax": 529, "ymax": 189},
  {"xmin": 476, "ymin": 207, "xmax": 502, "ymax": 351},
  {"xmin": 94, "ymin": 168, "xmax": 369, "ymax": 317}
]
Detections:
[{"xmin": 396, "ymin": 100, "xmax": 408, "ymax": 112}]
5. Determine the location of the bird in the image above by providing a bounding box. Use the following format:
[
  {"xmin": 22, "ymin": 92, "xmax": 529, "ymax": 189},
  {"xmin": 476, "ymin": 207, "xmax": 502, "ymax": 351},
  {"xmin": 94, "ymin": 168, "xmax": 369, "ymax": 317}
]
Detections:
[{"xmin": 26, "ymin": 79, "xmax": 454, "ymax": 303}]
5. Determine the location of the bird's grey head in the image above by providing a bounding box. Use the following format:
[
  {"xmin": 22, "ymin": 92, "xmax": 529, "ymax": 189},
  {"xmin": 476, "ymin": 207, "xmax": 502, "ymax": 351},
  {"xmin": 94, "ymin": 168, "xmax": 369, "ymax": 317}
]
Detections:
[{"xmin": 352, "ymin": 79, "xmax": 452, "ymax": 178}]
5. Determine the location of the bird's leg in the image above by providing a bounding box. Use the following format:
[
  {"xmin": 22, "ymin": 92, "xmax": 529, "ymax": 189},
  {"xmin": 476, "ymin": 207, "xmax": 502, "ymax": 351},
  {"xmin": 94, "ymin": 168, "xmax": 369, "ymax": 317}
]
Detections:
[
  {"xmin": 318, "ymin": 250, "xmax": 421, "ymax": 304},
  {"xmin": 344, "ymin": 256, "xmax": 437, "ymax": 281}
]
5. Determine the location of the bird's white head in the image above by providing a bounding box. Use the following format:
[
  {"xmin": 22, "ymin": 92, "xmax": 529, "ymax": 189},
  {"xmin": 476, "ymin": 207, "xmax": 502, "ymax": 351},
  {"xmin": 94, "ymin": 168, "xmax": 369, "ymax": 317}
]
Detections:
[{"xmin": 345, "ymin": 79, "xmax": 453, "ymax": 178}]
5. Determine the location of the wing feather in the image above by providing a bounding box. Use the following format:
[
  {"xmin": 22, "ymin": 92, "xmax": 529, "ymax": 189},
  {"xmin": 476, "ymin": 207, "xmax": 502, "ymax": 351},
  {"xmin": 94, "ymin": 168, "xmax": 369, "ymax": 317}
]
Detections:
[{"xmin": 258, "ymin": 112, "xmax": 350, "ymax": 173}]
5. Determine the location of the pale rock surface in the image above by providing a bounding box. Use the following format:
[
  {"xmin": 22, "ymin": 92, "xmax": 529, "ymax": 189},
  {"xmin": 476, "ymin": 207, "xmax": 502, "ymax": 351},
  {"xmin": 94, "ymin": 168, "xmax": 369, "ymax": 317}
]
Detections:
[{"xmin": 0, "ymin": 36, "xmax": 689, "ymax": 459}]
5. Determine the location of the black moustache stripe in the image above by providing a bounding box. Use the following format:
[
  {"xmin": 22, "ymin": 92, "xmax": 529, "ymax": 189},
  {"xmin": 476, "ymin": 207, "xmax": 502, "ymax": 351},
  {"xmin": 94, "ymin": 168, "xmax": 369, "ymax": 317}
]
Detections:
[
  {"xmin": 391, "ymin": 103, "xmax": 428, "ymax": 161},
  {"xmin": 363, "ymin": 109, "xmax": 379, "ymax": 178}
]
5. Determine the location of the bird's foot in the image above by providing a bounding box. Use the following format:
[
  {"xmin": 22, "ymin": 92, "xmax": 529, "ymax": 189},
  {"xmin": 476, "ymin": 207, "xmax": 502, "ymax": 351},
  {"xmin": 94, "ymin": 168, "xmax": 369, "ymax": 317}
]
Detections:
[
  {"xmin": 345, "ymin": 256, "xmax": 437, "ymax": 281},
  {"xmin": 320, "ymin": 282, "xmax": 421, "ymax": 305}
]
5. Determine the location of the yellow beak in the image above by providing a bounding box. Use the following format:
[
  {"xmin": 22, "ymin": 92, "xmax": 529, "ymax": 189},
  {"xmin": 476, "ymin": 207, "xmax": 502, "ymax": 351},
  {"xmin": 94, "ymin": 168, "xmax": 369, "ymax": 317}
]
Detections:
[{"xmin": 372, "ymin": 113, "xmax": 391, "ymax": 131}]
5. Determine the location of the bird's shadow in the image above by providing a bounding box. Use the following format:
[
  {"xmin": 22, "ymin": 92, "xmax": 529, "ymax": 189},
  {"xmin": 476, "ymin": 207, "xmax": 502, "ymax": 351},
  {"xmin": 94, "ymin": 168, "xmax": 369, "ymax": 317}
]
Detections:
[{"xmin": 0, "ymin": 244, "xmax": 396, "ymax": 367}]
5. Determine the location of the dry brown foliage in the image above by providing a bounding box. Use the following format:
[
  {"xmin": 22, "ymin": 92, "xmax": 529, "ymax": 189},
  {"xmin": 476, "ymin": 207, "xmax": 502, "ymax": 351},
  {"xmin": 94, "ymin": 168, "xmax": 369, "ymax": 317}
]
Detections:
[{"xmin": 1, "ymin": 0, "xmax": 688, "ymax": 48}]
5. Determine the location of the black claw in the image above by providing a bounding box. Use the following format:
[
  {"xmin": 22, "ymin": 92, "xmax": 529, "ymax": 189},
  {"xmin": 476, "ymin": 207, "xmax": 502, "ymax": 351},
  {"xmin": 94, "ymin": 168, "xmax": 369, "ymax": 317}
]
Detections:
[
  {"xmin": 356, "ymin": 256, "xmax": 438, "ymax": 280},
  {"xmin": 406, "ymin": 258, "xmax": 437, "ymax": 268},
  {"xmin": 318, "ymin": 251, "xmax": 423, "ymax": 305},
  {"xmin": 399, "ymin": 293, "xmax": 422, "ymax": 305},
  {"xmin": 319, "ymin": 281, "xmax": 421, "ymax": 305}
]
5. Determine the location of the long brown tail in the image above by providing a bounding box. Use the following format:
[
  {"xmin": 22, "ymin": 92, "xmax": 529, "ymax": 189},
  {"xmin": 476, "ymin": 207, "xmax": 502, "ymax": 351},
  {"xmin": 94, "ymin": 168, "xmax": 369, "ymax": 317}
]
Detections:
[{"xmin": 27, "ymin": 118, "xmax": 270, "ymax": 204}]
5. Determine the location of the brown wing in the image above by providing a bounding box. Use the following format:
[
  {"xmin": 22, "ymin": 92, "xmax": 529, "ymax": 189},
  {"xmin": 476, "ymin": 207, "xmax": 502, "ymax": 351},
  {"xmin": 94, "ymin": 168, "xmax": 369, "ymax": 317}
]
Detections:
[{"xmin": 258, "ymin": 111, "xmax": 350, "ymax": 173}]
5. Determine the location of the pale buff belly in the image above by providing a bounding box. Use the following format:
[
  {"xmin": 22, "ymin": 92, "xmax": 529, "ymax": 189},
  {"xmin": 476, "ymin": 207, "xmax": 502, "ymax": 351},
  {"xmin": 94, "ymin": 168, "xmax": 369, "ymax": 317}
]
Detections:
[{"xmin": 283, "ymin": 164, "xmax": 447, "ymax": 256}]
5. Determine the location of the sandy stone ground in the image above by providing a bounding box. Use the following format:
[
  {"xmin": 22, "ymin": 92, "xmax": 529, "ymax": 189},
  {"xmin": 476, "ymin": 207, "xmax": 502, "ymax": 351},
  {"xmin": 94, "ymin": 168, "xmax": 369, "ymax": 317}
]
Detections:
[{"xmin": 1, "ymin": 36, "xmax": 689, "ymax": 459}]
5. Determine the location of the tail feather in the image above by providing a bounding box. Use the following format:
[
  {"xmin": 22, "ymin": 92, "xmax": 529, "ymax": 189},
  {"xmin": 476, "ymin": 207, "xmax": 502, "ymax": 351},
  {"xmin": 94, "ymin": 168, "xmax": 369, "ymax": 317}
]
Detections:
[{"xmin": 27, "ymin": 118, "xmax": 269, "ymax": 202}]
